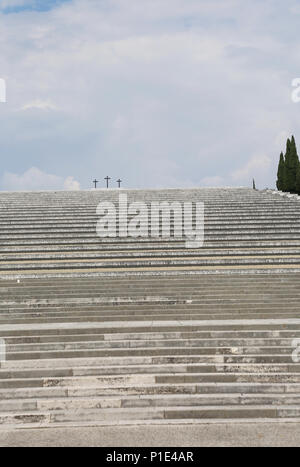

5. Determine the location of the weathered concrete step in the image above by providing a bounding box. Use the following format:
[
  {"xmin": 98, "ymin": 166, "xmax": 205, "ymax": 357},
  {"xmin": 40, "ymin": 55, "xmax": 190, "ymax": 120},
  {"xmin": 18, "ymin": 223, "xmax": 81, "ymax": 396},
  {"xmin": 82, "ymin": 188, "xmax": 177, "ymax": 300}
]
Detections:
[
  {"xmin": 2, "ymin": 272, "xmax": 299, "ymax": 284},
  {"xmin": 1, "ymin": 309, "xmax": 297, "ymax": 322},
  {"xmin": 1, "ymin": 301, "xmax": 298, "ymax": 313},
  {"xmin": 1, "ymin": 307, "xmax": 296, "ymax": 317},
  {"xmin": 3, "ymin": 226, "xmax": 300, "ymax": 239},
  {"xmin": 4, "ymin": 298, "xmax": 295, "ymax": 308},
  {"xmin": 3, "ymin": 289, "xmax": 298, "ymax": 300},
  {"xmin": 2, "ymin": 298, "xmax": 299, "ymax": 309},
  {"xmin": 3, "ymin": 241, "xmax": 300, "ymax": 254},
  {"xmin": 5, "ymin": 220, "xmax": 300, "ymax": 232},
  {"xmin": 3, "ymin": 329, "xmax": 300, "ymax": 345},
  {"xmin": 2, "ymin": 232, "xmax": 300, "ymax": 242},
  {"xmin": 1, "ymin": 293, "xmax": 298, "ymax": 303},
  {"xmin": 2, "ymin": 240, "xmax": 300, "ymax": 252},
  {"xmin": 6, "ymin": 260, "xmax": 300, "ymax": 272},
  {"xmin": 6, "ymin": 202, "xmax": 283, "ymax": 209},
  {"xmin": 1, "ymin": 295, "xmax": 299, "ymax": 305},
  {"xmin": 8, "ymin": 304, "xmax": 291, "ymax": 315},
  {"xmin": 1, "ymin": 363, "xmax": 300, "ymax": 380},
  {"xmin": 0, "ymin": 312, "xmax": 298, "ymax": 323},
  {"xmin": 3, "ymin": 258, "xmax": 300, "ymax": 272},
  {"xmin": 2, "ymin": 405, "xmax": 300, "ymax": 427},
  {"xmin": 2, "ymin": 283, "xmax": 300, "ymax": 294},
  {"xmin": 0, "ymin": 200, "xmax": 296, "ymax": 208},
  {"xmin": 3, "ymin": 348, "xmax": 297, "ymax": 363},
  {"xmin": 2, "ymin": 288, "xmax": 300, "ymax": 300},
  {"xmin": 4, "ymin": 203, "xmax": 283, "ymax": 210},
  {"xmin": 5, "ymin": 292, "xmax": 293, "ymax": 301},
  {"xmin": 1, "ymin": 352, "xmax": 298, "ymax": 370},
  {"xmin": 1, "ymin": 312, "xmax": 300, "ymax": 326},
  {"xmin": 6, "ymin": 267, "xmax": 300, "ymax": 280},
  {"xmin": 3, "ymin": 393, "xmax": 300, "ymax": 413},
  {"xmin": 2, "ymin": 269, "xmax": 300, "ymax": 280},
  {"xmin": 5, "ymin": 250, "xmax": 300, "ymax": 264},
  {"xmin": 14, "ymin": 325, "xmax": 300, "ymax": 340},
  {"xmin": 1, "ymin": 294, "xmax": 298, "ymax": 303},
  {"xmin": 2, "ymin": 382, "xmax": 300, "ymax": 402},
  {"xmin": 2, "ymin": 307, "xmax": 299, "ymax": 317},
  {"xmin": 2, "ymin": 271, "xmax": 299, "ymax": 281},
  {"xmin": 1, "ymin": 203, "xmax": 298, "ymax": 212},
  {"xmin": 1, "ymin": 279, "xmax": 299, "ymax": 289},
  {"xmin": 1, "ymin": 318, "xmax": 300, "ymax": 333},
  {"xmin": 1, "ymin": 203, "xmax": 297, "ymax": 211},
  {"xmin": 0, "ymin": 199, "xmax": 296, "ymax": 207},
  {"xmin": 3, "ymin": 233, "xmax": 300, "ymax": 245},
  {"xmin": 3, "ymin": 223, "xmax": 300, "ymax": 237},
  {"xmin": 2, "ymin": 371, "xmax": 300, "ymax": 389},
  {"xmin": 3, "ymin": 337, "xmax": 300, "ymax": 353},
  {"xmin": 3, "ymin": 210, "xmax": 299, "ymax": 218},
  {"xmin": 3, "ymin": 273, "xmax": 299, "ymax": 283},
  {"xmin": 5, "ymin": 315, "xmax": 300, "ymax": 328}
]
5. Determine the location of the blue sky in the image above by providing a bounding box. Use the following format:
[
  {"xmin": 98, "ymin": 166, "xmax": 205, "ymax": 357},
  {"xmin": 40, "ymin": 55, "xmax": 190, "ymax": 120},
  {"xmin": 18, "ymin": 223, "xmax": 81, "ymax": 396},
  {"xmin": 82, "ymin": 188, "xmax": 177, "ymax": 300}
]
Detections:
[
  {"xmin": 0, "ymin": 0, "xmax": 70, "ymax": 13},
  {"xmin": 0, "ymin": 0, "xmax": 299, "ymax": 191}
]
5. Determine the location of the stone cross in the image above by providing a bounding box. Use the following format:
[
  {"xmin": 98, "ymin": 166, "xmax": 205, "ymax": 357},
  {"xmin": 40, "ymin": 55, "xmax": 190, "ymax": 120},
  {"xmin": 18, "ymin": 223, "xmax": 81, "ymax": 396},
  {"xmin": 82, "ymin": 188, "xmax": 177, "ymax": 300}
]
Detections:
[
  {"xmin": 93, "ymin": 179, "xmax": 99, "ymax": 189},
  {"xmin": 117, "ymin": 179, "xmax": 122, "ymax": 188},
  {"xmin": 104, "ymin": 176, "xmax": 111, "ymax": 188}
]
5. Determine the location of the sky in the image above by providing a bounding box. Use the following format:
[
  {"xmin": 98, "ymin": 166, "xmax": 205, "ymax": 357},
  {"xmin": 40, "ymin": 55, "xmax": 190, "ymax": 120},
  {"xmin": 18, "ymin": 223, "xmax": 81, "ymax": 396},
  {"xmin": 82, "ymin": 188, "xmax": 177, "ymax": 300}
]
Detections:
[{"xmin": 0, "ymin": 0, "xmax": 299, "ymax": 191}]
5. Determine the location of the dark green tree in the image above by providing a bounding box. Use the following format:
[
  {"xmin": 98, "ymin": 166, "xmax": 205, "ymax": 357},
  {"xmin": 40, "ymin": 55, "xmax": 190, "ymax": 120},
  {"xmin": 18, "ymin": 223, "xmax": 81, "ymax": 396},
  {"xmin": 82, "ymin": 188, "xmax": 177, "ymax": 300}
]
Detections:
[
  {"xmin": 276, "ymin": 136, "xmax": 299, "ymax": 193},
  {"xmin": 276, "ymin": 152, "xmax": 285, "ymax": 191},
  {"xmin": 283, "ymin": 138, "xmax": 292, "ymax": 191},
  {"xmin": 296, "ymin": 163, "xmax": 300, "ymax": 195},
  {"xmin": 288, "ymin": 135, "xmax": 299, "ymax": 193}
]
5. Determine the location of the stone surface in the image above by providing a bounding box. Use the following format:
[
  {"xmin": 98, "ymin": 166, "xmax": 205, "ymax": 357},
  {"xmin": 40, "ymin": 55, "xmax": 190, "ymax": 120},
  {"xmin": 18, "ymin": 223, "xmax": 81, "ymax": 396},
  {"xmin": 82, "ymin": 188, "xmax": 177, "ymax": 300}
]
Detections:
[
  {"xmin": 1, "ymin": 188, "xmax": 300, "ymax": 444},
  {"xmin": 1, "ymin": 422, "xmax": 300, "ymax": 447}
]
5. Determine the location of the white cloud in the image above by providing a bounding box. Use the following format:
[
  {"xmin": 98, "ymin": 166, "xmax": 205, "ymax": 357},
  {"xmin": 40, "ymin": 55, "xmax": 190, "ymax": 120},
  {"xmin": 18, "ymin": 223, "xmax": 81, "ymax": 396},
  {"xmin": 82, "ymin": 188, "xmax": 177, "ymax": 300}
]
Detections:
[
  {"xmin": 64, "ymin": 175, "xmax": 80, "ymax": 190},
  {"xmin": 2, "ymin": 167, "xmax": 80, "ymax": 191},
  {"xmin": 231, "ymin": 153, "xmax": 272, "ymax": 184},
  {"xmin": 19, "ymin": 99, "xmax": 59, "ymax": 111}
]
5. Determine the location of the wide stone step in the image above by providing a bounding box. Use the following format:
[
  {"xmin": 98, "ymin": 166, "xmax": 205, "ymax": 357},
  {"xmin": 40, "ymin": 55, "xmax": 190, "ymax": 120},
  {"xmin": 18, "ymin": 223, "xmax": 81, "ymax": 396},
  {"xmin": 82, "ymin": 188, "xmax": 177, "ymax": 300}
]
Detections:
[
  {"xmin": 5, "ymin": 249, "xmax": 300, "ymax": 264},
  {"xmin": 2, "ymin": 382, "xmax": 300, "ymax": 402},
  {"xmin": 1, "ymin": 298, "xmax": 299, "ymax": 308},
  {"xmin": 2, "ymin": 231, "xmax": 300, "ymax": 242},
  {"xmin": 1, "ymin": 363, "xmax": 300, "ymax": 380},
  {"xmin": 3, "ymin": 393, "xmax": 300, "ymax": 414},
  {"xmin": 3, "ymin": 257, "xmax": 300, "ymax": 273},
  {"xmin": 3, "ymin": 241, "xmax": 300, "ymax": 254},
  {"xmin": 2, "ymin": 283, "xmax": 300, "ymax": 295},
  {"xmin": 1, "ymin": 318, "xmax": 299, "ymax": 332},
  {"xmin": 1, "ymin": 313, "xmax": 299, "ymax": 326},
  {"xmin": 3, "ymin": 329, "xmax": 300, "ymax": 344},
  {"xmin": 0, "ymin": 308, "xmax": 297, "ymax": 320},
  {"xmin": 1, "ymin": 405, "xmax": 300, "ymax": 427},
  {"xmin": 3, "ymin": 337, "xmax": 300, "ymax": 353},
  {"xmin": 1, "ymin": 350, "xmax": 298, "ymax": 368},
  {"xmin": 2, "ymin": 346, "xmax": 298, "ymax": 361}
]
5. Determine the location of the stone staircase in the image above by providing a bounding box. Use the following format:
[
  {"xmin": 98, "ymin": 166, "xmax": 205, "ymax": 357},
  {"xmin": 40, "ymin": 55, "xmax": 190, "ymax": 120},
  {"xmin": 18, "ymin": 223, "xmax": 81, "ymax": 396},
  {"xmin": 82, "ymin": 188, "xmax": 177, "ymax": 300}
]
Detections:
[{"xmin": 1, "ymin": 187, "xmax": 300, "ymax": 430}]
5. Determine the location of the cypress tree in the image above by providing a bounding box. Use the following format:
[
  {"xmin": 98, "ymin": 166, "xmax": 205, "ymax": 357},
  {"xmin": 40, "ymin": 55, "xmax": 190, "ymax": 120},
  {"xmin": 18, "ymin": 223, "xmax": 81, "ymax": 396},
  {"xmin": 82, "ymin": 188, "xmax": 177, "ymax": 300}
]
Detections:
[
  {"xmin": 276, "ymin": 136, "xmax": 299, "ymax": 192},
  {"xmin": 276, "ymin": 152, "xmax": 285, "ymax": 191},
  {"xmin": 284, "ymin": 138, "xmax": 292, "ymax": 192},
  {"xmin": 296, "ymin": 163, "xmax": 300, "ymax": 195},
  {"xmin": 288, "ymin": 135, "xmax": 299, "ymax": 193}
]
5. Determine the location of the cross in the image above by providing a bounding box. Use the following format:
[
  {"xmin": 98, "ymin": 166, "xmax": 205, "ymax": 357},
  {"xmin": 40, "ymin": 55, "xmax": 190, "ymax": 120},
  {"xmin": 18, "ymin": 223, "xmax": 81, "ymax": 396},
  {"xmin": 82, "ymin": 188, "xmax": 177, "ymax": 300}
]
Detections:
[
  {"xmin": 93, "ymin": 179, "xmax": 99, "ymax": 189},
  {"xmin": 117, "ymin": 179, "xmax": 122, "ymax": 188},
  {"xmin": 104, "ymin": 176, "xmax": 111, "ymax": 188}
]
